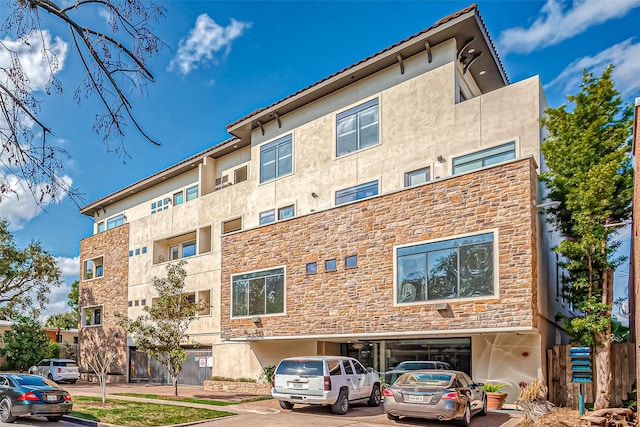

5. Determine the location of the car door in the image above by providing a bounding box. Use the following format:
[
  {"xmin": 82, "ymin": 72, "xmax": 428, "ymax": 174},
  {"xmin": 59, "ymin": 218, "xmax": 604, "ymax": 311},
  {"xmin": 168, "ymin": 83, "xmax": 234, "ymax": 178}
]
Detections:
[
  {"xmin": 460, "ymin": 372, "xmax": 483, "ymax": 412},
  {"xmin": 352, "ymin": 359, "xmax": 372, "ymax": 398},
  {"xmin": 35, "ymin": 359, "xmax": 49, "ymax": 377},
  {"xmin": 341, "ymin": 360, "xmax": 361, "ymax": 398}
]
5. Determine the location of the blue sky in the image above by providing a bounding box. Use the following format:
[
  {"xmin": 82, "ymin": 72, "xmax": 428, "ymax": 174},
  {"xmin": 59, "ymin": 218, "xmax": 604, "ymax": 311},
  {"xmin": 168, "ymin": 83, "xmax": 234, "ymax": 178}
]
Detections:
[{"xmin": 1, "ymin": 0, "xmax": 639, "ymax": 320}]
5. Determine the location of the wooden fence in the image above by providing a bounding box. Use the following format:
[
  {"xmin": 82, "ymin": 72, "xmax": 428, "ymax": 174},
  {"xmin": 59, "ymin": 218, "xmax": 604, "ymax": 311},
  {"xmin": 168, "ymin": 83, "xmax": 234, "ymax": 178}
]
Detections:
[{"xmin": 547, "ymin": 343, "xmax": 635, "ymax": 408}]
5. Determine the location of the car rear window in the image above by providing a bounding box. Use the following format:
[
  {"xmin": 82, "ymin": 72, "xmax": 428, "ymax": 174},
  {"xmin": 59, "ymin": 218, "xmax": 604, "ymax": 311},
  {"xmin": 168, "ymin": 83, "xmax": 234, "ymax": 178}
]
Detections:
[
  {"xmin": 398, "ymin": 373, "xmax": 454, "ymax": 386},
  {"xmin": 276, "ymin": 360, "xmax": 323, "ymax": 376},
  {"xmin": 53, "ymin": 360, "xmax": 77, "ymax": 367},
  {"xmin": 13, "ymin": 376, "xmax": 47, "ymax": 386}
]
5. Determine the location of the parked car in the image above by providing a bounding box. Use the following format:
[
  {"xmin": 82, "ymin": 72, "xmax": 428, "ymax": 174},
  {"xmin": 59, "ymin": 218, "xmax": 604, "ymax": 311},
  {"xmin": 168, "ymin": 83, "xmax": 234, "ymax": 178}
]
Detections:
[
  {"xmin": 383, "ymin": 369, "xmax": 486, "ymax": 426},
  {"xmin": 271, "ymin": 355, "xmax": 381, "ymax": 414},
  {"xmin": 384, "ymin": 360, "xmax": 451, "ymax": 385},
  {"xmin": 0, "ymin": 373, "xmax": 73, "ymax": 423},
  {"xmin": 28, "ymin": 359, "xmax": 80, "ymax": 384}
]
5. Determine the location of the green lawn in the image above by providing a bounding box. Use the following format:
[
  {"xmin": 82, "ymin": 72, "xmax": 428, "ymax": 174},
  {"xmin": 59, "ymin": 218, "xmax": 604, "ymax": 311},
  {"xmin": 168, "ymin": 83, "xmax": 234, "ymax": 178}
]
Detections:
[
  {"xmin": 71, "ymin": 396, "xmax": 235, "ymax": 427},
  {"xmin": 111, "ymin": 392, "xmax": 237, "ymax": 406}
]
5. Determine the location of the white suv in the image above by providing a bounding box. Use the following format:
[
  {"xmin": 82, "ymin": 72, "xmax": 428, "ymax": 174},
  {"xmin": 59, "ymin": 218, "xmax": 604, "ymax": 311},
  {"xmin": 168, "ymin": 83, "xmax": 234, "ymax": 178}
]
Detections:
[
  {"xmin": 28, "ymin": 358, "xmax": 80, "ymax": 383},
  {"xmin": 271, "ymin": 356, "xmax": 381, "ymax": 414}
]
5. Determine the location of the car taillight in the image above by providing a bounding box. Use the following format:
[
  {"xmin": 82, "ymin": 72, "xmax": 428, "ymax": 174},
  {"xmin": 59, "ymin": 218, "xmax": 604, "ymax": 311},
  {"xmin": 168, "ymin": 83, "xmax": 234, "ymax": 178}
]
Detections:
[
  {"xmin": 57, "ymin": 367, "xmax": 62, "ymax": 373},
  {"xmin": 441, "ymin": 391, "xmax": 459, "ymax": 400},
  {"xmin": 323, "ymin": 376, "xmax": 331, "ymax": 391},
  {"xmin": 18, "ymin": 392, "xmax": 40, "ymax": 401},
  {"xmin": 64, "ymin": 394, "xmax": 72, "ymax": 402},
  {"xmin": 271, "ymin": 374, "xmax": 275, "ymax": 388},
  {"xmin": 383, "ymin": 388, "xmax": 394, "ymax": 397}
]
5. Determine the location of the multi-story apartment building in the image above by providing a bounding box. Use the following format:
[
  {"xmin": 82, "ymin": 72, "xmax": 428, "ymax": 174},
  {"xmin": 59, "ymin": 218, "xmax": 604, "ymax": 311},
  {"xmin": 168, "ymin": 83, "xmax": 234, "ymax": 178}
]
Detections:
[{"xmin": 79, "ymin": 4, "xmax": 570, "ymax": 402}]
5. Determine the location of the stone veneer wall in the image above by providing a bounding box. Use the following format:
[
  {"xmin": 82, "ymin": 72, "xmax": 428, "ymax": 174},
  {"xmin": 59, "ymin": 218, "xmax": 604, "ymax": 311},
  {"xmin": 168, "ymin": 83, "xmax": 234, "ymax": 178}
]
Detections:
[
  {"xmin": 79, "ymin": 223, "xmax": 129, "ymax": 381},
  {"xmin": 203, "ymin": 380, "xmax": 271, "ymax": 395},
  {"xmin": 221, "ymin": 158, "xmax": 539, "ymax": 339}
]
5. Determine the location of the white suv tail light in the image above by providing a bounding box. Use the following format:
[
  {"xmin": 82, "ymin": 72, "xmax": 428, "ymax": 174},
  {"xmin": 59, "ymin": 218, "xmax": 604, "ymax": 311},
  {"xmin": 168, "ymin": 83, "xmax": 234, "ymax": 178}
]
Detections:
[{"xmin": 323, "ymin": 376, "xmax": 331, "ymax": 391}]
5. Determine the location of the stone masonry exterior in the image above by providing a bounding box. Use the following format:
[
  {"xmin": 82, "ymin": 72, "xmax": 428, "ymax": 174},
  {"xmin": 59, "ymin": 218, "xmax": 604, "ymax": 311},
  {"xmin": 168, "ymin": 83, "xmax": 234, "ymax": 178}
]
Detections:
[
  {"xmin": 221, "ymin": 157, "xmax": 539, "ymax": 339},
  {"xmin": 79, "ymin": 223, "xmax": 129, "ymax": 380}
]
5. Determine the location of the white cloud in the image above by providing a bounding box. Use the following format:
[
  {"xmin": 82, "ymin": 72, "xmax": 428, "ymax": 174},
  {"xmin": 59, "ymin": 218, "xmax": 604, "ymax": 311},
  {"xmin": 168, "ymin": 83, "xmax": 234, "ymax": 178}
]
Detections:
[
  {"xmin": 168, "ymin": 15, "xmax": 251, "ymax": 76},
  {"xmin": 498, "ymin": 0, "xmax": 640, "ymax": 55},
  {"xmin": 56, "ymin": 256, "xmax": 79, "ymax": 278},
  {"xmin": 39, "ymin": 281, "xmax": 74, "ymax": 322},
  {"xmin": 0, "ymin": 174, "xmax": 73, "ymax": 230},
  {"xmin": 545, "ymin": 38, "xmax": 640, "ymax": 98},
  {"xmin": 0, "ymin": 31, "xmax": 68, "ymax": 90}
]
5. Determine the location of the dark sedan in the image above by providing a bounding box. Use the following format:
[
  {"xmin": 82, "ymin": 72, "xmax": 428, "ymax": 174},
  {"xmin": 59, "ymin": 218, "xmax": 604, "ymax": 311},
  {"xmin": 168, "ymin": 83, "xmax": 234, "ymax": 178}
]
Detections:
[
  {"xmin": 0, "ymin": 373, "xmax": 72, "ymax": 423},
  {"xmin": 383, "ymin": 370, "xmax": 486, "ymax": 426}
]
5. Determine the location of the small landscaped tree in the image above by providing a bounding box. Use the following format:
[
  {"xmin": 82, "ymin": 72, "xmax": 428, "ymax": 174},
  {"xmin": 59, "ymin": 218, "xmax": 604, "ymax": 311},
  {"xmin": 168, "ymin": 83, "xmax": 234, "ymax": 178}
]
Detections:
[
  {"xmin": 0, "ymin": 316, "xmax": 51, "ymax": 371},
  {"xmin": 540, "ymin": 65, "xmax": 633, "ymax": 409},
  {"xmin": 120, "ymin": 261, "xmax": 207, "ymax": 396}
]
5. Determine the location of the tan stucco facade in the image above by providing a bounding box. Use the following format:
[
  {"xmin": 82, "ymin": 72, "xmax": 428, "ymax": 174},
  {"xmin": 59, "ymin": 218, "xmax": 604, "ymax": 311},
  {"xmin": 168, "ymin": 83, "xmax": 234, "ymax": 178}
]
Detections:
[{"xmin": 78, "ymin": 6, "xmax": 564, "ymax": 404}]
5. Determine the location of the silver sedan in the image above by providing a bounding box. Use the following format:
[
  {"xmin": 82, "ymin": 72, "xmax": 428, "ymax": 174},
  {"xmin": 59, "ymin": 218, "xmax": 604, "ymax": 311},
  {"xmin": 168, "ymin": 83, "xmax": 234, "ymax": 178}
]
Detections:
[{"xmin": 383, "ymin": 369, "xmax": 487, "ymax": 426}]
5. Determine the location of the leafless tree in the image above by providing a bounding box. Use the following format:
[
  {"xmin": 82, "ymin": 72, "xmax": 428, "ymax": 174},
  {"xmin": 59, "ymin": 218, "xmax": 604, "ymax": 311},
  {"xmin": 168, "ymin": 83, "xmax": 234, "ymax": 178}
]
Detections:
[
  {"xmin": 1, "ymin": 0, "xmax": 165, "ymax": 206},
  {"xmin": 84, "ymin": 329, "xmax": 119, "ymax": 403}
]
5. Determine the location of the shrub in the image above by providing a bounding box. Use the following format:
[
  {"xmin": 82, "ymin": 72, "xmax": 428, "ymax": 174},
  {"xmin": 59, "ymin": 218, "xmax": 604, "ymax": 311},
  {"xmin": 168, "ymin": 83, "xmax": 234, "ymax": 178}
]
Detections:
[
  {"xmin": 257, "ymin": 365, "xmax": 275, "ymax": 384},
  {"xmin": 482, "ymin": 382, "xmax": 506, "ymax": 393}
]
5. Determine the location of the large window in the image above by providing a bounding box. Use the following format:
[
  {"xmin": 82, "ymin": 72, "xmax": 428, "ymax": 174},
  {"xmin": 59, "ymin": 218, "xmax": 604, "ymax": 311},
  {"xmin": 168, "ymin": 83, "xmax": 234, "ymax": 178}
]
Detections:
[
  {"xmin": 335, "ymin": 181, "xmax": 378, "ymax": 206},
  {"xmin": 452, "ymin": 142, "xmax": 515, "ymax": 175},
  {"xmin": 169, "ymin": 240, "xmax": 196, "ymax": 261},
  {"xmin": 260, "ymin": 135, "xmax": 292, "ymax": 183},
  {"xmin": 232, "ymin": 267, "xmax": 285, "ymax": 317},
  {"xmin": 106, "ymin": 214, "xmax": 124, "ymax": 230},
  {"xmin": 396, "ymin": 232, "xmax": 495, "ymax": 303},
  {"xmin": 336, "ymin": 99, "xmax": 379, "ymax": 157},
  {"xmin": 186, "ymin": 185, "xmax": 199, "ymax": 201}
]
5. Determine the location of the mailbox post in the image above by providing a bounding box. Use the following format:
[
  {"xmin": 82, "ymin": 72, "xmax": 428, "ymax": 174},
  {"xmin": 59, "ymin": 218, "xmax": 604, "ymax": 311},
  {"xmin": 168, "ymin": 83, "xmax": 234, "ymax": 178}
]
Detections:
[{"xmin": 569, "ymin": 346, "xmax": 592, "ymax": 415}]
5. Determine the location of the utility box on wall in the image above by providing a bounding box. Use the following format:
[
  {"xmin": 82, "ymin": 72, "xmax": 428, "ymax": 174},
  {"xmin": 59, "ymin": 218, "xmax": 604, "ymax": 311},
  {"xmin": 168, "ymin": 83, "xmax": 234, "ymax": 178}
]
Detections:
[{"xmin": 569, "ymin": 346, "xmax": 592, "ymax": 383}]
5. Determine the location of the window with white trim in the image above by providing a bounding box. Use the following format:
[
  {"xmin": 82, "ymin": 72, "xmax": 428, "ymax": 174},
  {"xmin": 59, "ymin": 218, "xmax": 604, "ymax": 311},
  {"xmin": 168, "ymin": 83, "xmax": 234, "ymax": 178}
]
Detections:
[
  {"xmin": 405, "ymin": 167, "xmax": 431, "ymax": 187},
  {"xmin": 186, "ymin": 185, "xmax": 199, "ymax": 202},
  {"xmin": 260, "ymin": 210, "xmax": 275, "ymax": 225},
  {"xmin": 82, "ymin": 305, "xmax": 103, "ymax": 327},
  {"xmin": 173, "ymin": 191, "xmax": 184, "ymax": 206},
  {"xmin": 106, "ymin": 214, "xmax": 124, "ymax": 230},
  {"xmin": 232, "ymin": 267, "xmax": 285, "ymax": 317},
  {"xmin": 335, "ymin": 181, "xmax": 378, "ymax": 206},
  {"xmin": 278, "ymin": 205, "xmax": 295, "ymax": 220},
  {"xmin": 97, "ymin": 222, "xmax": 105, "ymax": 233},
  {"xmin": 396, "ymin": 232, "xmax": 495, "ymax": 303},
  {"xmin": 83, "ymin": 256, "xmax": 104, "ymax": 280},
  {"xmin": 260, "ymin": 135, "xmax": 292, "ymax": 183},
  {"xmin": 336, "ymin": 99, "xmax": 379, "ymax": 157},
  {"xmin": 169, "ymin": 240, "xmax": 196, "ymax": 261},
  {"xmin": 452, "ymin": 142, "xmax": 515, "ymax": 175},
  {"xmin": 223, "ymin": 217, "xmax": 242, "ymax": 234}
]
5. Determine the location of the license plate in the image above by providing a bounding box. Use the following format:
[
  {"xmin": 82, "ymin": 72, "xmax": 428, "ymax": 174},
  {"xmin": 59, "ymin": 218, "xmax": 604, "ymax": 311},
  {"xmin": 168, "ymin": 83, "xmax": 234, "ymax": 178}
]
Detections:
[
  {"xmin": 291, "ymin": 383, "xmax": 303, "ymax": 389},
  {"xmin": 408, "ymin": 395, "xmax": 424, "ymax": 403},
  {"xmin": 46, "ymin": 395, "xmax": 58, "ymax": 402}
]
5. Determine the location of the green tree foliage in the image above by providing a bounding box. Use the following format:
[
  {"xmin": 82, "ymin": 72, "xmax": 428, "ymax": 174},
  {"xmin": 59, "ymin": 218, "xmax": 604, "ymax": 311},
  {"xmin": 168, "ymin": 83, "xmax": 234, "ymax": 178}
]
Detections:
[
  {"xmin": 67, "ymin": 280, "xmax": 80, "ymax": 321},
  {"xmin": 120, "ymin": 261, "xmax": 207, "ymax": 396},
  {"xmin": 0, "ymin": 316, "xmax": 51, "ymax": 371},
  {"xmin": 46, "ymin": 312, "xmax": 77, "ymax": 342},
  {"xmin": 540, "ymin": 65, "xmax": 633, "ymax": 408},
  {"xmin": 0, "ymin": 219, "xmax": 62, "ymax": 319}
]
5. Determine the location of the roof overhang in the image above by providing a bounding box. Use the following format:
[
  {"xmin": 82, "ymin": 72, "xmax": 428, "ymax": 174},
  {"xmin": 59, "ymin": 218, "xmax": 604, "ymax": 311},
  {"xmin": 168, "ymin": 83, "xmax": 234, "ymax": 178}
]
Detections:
[
  {"xmin": 226, "ymin": 4, "xmax": 508, "ymax": 141},
  {"xmin": 79, "ymin": 137, "xmax": 244, "ymax": 217}
]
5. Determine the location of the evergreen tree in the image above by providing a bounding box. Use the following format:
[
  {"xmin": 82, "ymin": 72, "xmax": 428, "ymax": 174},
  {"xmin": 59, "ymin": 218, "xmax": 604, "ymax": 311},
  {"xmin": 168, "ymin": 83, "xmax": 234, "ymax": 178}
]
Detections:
[{"xmin": 540, "ymin": 65, "xmax": 633, "ymax": 409}]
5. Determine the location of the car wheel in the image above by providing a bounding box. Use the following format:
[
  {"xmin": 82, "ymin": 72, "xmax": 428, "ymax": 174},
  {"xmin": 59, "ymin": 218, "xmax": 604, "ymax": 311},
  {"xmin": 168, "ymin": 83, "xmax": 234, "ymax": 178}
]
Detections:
[
  {"xmin": 279, "ymin": 400, "xmax": 294, "ymax": 410},
  {"xmin": 479, "ymin": 395, "xmax": 488, "ymax": 416},
  {"xmin": 69, "ymin": 379, "xmax": 77, "ymax": 384},
  {"xmin": 459, "ymin": 404, "xmax": 471, "ymax": 427},
  {"xmin": 47, "ymin": 373, "xmax": 54, "ymax": 380},
  {"xmin": 331, "ymin": 389, "xmax": 349, "ymax": 415},
  {"xmin": 367, "ymin": 384, "xmax": 381, "ymax": 407},
  {"xmin": 47, "ymin": 416, "xmax": 63, "ymax": 422},
  {"xmin": 386, "ymin": 412, "xmax": 400, "ymax": 421},
  {"xmin": 0, "ymin": 398, "xmax": 16, "ymax": 423}
]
